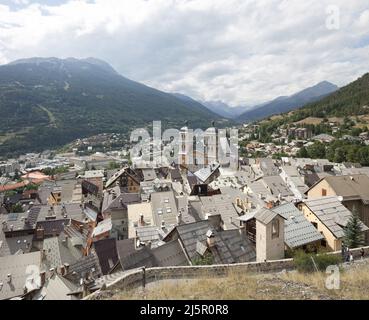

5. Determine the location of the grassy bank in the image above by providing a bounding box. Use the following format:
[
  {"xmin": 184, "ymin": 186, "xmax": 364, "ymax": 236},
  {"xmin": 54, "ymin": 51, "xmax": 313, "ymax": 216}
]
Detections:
[{"xmin": 101, "ymin": 261, "xmax": 369, "ymax": 300}]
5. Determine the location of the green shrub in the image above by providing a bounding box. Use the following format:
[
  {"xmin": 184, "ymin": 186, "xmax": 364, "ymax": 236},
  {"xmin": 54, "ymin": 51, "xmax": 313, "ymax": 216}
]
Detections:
[
  {"xmin": 293, "ymin": 250, "xmax": 342, "ymax": 273},
  {"xmin": 192, "ymin": 253, "xmax": 214, "ymax": 266}
]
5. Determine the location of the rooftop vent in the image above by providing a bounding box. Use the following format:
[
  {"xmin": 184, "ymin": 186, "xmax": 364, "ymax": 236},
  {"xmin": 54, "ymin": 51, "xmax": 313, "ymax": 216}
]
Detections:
[{"xmin": 206, "ymin": 229, "xmax": 216, "ymax": 248}]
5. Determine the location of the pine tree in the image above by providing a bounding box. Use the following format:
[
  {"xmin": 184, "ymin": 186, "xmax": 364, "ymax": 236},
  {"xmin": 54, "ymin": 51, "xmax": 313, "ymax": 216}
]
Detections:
[{"xmin": 344, "ymin": 207, "xmax": 365, "ymax": 248}]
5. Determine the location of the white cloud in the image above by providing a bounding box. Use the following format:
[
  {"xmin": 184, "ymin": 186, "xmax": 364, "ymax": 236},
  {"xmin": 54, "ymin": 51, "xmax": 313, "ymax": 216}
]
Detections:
[{"xmin": 0, "ymin": 0, "xmax": 368, "ymax": 106}]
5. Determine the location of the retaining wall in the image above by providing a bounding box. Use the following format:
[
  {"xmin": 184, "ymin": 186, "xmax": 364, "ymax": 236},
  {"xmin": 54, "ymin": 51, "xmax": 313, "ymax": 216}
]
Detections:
[{"xmin": 85, "ymin": 245, "xmax": 369, "ymax": 299}]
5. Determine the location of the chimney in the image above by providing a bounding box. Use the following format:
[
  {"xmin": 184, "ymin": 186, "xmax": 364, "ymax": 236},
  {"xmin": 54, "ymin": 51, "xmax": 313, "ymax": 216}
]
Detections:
[
  {"xmin": 206, "ymin": 229, "xmax": 216, "ymax": 248},
  {"xmin": 239, "ymin": 223, "xmax": 246, "ymax": 236},
  {"xmin": 49, "ymin": 268, "xmax": 55, "ymax": 277},
  {"xmin": 36, "ymin": 226, "xmax": 45, "ymax": 240},
  {"xmin": 48, "ymin": 206, "xmax": 54, "ymax": 216},
  {"xmin": 139, "ymin": 214, "xmax": 145, "ymax": 226},
  {"xmin": 64, "ymin": 263, "xmax": 70, "ymax": 274},
  {"xmin": 266, "ymin": 201, "xmax": 274, "ymax": 209},
  {"xmin": 60, "ymin": 265, "xmax": 66, "ymax": 276},
  {"xmin": 161, "ymin": 220, "xmax": 166, "ymax": 230},
  {"xmin": 40, "ymin": 270, "xmax": 46, "ymax": 286},
  {"xmin": 6, "ymin": 274, "xmax": 12, "ymax": 283},
  {"xmin": 41, "ymin": 249, "xmax": 46, "ymax": 261},
  {"xmin": 176, "ymin": 212, "xmax": 182, "ymax": 225},
  {"xmin": 79, "ymin": 224, "xmax": 84, "ymax": 234}
]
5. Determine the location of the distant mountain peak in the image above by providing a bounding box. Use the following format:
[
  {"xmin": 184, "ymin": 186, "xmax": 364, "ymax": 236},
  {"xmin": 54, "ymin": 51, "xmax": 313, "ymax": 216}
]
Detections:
[
  {"xmin": 8, "ymin": 56, "xmax": 119, "ymax": 75},
  {"xmin": 0, "ymin": 56, "xmax": 224, "ymax": 156}
]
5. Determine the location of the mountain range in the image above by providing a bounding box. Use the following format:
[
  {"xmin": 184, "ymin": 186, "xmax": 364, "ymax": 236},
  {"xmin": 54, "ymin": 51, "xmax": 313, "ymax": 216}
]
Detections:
[
  {"xmin": 237, "ymin": 81, "xmax": 339, "ymax": 122},
  {"xmin": 201, "ymin": 101, "xmax": 250, "ymax": 118},
  {"xmin": 0, "ymin": 57, "xmax": 225, "ymax": 156},
  {"xmin": 278, "ymin": 72, "xmax": 369, "ymax": 121},
  {"xmin": 196, "ymin": 81, "xmax": 338, "ymax": 122}
]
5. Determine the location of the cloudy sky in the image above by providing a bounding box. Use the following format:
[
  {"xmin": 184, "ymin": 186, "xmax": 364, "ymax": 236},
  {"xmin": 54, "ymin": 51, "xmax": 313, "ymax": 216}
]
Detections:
[{"xmin": 0, "ymin": 0, "xmax": 368, "ymax": 106}]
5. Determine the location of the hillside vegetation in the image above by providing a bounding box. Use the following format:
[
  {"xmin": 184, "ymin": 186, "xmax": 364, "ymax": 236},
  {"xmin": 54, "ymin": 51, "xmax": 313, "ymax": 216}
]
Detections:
[
  {"xmin": 273, "ymin": 73, "xmax": 369, "ymax": 124},
  {"xmin": 0, "ymin": 58, "xmax": 225, "ymax": 157}
]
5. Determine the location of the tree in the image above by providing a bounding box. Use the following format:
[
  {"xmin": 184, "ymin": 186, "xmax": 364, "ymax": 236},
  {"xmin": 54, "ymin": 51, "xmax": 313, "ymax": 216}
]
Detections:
[
  {"xmin": 108, "ymin": 161, "xmax": 120, "ymax": 170},
  {"xmin": 13, "ymin": 169, "xmax": 20, "ymax": 181},
  {"xmin": 344, "ymin": 207, "xmax": 365, "ymax": 248},
  {"xmin": 11, "ymin": 203, "xmax": 24, "ymax": 213},
  {"xmin": 333, "ymin": 147, "xmax": 346, "ymax": 163},
  {"xmin": 297, "ymin": 146, "xmax": 308, "ymax": 158},
  {"xmin": 307, "ymin": 141, "xmax": 326, "ymax": 159}
]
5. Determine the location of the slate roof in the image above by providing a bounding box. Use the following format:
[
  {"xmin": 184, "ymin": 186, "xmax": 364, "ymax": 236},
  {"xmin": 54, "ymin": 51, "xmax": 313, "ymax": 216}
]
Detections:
[
  {"xmin": 262, "ymin": 176, "xmax": 294, "ymax": 197},
  {"xmin": 105, "ymin": 167, "xmax": 142, "ymax": 189},
  {"xmin": 199, "ymin": 194, "xmax": 240, "ymax": 230},
  {"xmin": 142, "ymin": 168, "xmax": 157, "ymax": 182},
  {"xmin": 272, "ymin": 203, "xmax": 324, "ymax": 249},
  {"xmin": 187, "ymin": 197, "xmax": 206, "ymax": 223},
  {"xmin": 321, "ymin": 174, "xmax": 369, "ymax": 203},
  {"xmin": 36, "ymin": 219, "xmax": 69, "ymax": 237},
  {"xmin": 43, "ymin": 237, "xmax": 64, "ymax": 269},
  {"xmin": 187, "ymin": 172, "xmax": 200, "ymax": 189},
  {"xmin": 92, "ymin": 218, "xmax": 112, "ymax": 238},
  {"xmin": 0, "ymin": 251, "xmax": 41, "ymax": 300},
  {"xmin": 151, "ymin": 240, "xmax": 189, "ymax": 267},
  {"xmin": 43, "ymin": 236, "xmax": 80, "ymax": 270},
  {"xmin": 102, "ymin": 187, "xmax": 141, "ymax": 213},
  {"xmin": 194, "ymin": 164, "xmax": 220, "ymax": 183},
  {"xmin": 249, "ymin": 179, "xmax": 271, "ymax": 198},
  {"xmin": 175, "ymin": 220, "xmax": 255, "ymax": 264},
  {"xmin": 136, "ymin": 226, "xmax": 162, "ymax": 243},
  {"xmin": 93, "ymin": 238, "xmax": 119, "ymax": 275},
  {"xmin": 36, "ymin": 203, "xmax": 87, "ymax": 223},
  {"xmin": 64, "ymin": 252, "xmax": 102, "ymax": 284},
  {"xmin": 259, "ymin": 158, "xmax": 279, "ymax": 176},
  {"xmin": 170, "ymin": 168, "xmax": 182, "ymax": 182},
  {"xmin": 0, "ymin": 234, "xmax": 33, "ymax": 257},
  {"xmin": 33, "ymin": 275, "xmax": 78, "ymax": 300},
  {"xmin": 150, "ymin": 191, "xmax": 178, "ymax": 227},
  {"xmin": 116, "ymin": 239, "xmax": 156, "ymax": 270},
  {"xmin": 253, "ymin": 208, "xmax": 282, "ymax": 225},
  {"xmin": 1, "ymin": 205, "xmax": 42, "ymax": 233},
  {"xmin": 302, "ymin": 196, "xmax": 369, "ymax": 239},
  {"xmin": 217, "ymin": 229, "xmax": 256, "ymax": 263},
  {"xmin": 63, "ymin": 220, "xmax": 90, "ymax": 249}
]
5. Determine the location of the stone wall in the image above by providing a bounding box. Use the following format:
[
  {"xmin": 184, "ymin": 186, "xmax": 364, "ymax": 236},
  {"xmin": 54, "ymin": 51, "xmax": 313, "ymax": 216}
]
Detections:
[
  {"xmin": 86, "ymin": 258, "xmax": 295, "ymax": 299},
  {"xmin": 86, "ymin": 245, "xmax": 369, "ymax": 299}
]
